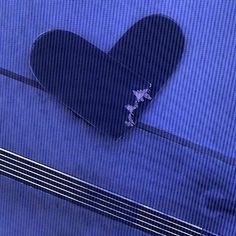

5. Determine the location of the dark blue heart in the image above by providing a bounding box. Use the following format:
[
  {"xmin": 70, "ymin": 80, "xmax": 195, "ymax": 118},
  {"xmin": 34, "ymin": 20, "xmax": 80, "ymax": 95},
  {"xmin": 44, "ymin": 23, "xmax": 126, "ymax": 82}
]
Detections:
[{"xmin": 30, "ymin": 15, "xmax": 185, "ymax": 138}]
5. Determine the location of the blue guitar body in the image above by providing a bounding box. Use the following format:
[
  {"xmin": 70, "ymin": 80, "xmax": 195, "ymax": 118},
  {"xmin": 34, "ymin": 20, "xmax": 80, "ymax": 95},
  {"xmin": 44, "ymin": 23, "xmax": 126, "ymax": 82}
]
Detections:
[{"xmin": 0, "ymin": 2, "xmax": 235, "ymax": 236}]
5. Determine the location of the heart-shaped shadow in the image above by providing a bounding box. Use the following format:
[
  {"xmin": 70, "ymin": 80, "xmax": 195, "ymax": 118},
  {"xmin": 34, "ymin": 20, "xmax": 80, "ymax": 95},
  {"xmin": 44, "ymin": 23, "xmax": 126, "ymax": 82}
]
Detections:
[{"xmin": 30, "ymin": 15, "xmax": 185, "ymax": 138}]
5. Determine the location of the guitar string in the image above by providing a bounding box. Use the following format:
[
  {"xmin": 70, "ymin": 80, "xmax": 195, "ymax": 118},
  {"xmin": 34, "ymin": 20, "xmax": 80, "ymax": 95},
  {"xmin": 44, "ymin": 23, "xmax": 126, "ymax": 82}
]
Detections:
[
  {"xmin": 0, "ymin": 149, "xmax": 200, "ymax": 231},
  {"xmin": 0, "ymin": 153, "xmax": 201, "ymax": 236},
  {"xmin": 1, "ymin": 159, "xmax": 216, "ymax": 236},
  {"xmin": 0, "ymin": 153, "xmax": 197, "ymax": 235},
  {"xmin": 0, "ymin": 168, "xmax": 169, "ymax": 236},
  {"xmin": 0, "ymin": 163, "xmax": 192, "ymax": 236},
  {"xmin": 1, "ymin": 149, "xmax": 203, "ymax": 232},
  {"xmin": 0, "ymin": 158, "xmax": 187, "ymax": 236},
  {"xmin": 0, "ymin": 149, "xmax": 217, "ymax": 236}
]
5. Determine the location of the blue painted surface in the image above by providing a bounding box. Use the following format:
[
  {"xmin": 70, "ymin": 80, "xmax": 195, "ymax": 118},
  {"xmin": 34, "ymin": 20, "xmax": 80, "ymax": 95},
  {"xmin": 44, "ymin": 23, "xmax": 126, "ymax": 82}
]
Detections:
[
  {"xmin": 0, "ymin": 76, "xmax": 235, "ymax": 235},
  {"xmin": 0, "ymin": 1, "xmax": 235, "ymax": 235},
  {"xmin": 0, "ymin": 0, "xmax": 235, "ymax": 156}
]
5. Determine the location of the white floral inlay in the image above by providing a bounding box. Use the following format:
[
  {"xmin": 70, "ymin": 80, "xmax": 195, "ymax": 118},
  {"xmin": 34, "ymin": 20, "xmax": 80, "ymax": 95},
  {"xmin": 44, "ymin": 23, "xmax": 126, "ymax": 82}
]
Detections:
[{"xmin": 125, "ymin": 84, "xmax": 152, "ymax": 127}]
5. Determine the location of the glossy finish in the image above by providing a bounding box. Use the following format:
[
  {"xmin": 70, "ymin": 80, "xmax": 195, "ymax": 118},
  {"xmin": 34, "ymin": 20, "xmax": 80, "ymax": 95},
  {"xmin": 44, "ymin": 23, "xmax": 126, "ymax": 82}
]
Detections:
[
  {"xmin": 30, "ymin": 16, "xmax": 184, "ymax": 138},
  {"xmin": 0, "ymin": 1, "xmax": 235, "ymax": 236}
]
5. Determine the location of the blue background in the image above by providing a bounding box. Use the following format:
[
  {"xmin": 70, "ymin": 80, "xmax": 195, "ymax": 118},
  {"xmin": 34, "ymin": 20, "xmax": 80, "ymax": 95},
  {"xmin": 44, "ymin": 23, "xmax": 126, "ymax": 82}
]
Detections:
[{"xmin": 0, "ymin": 1, "xmax": 235, "ymax": 235}]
